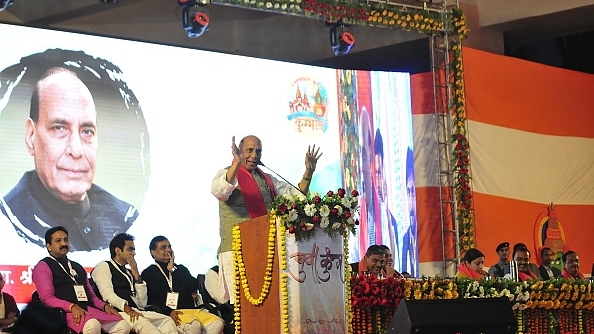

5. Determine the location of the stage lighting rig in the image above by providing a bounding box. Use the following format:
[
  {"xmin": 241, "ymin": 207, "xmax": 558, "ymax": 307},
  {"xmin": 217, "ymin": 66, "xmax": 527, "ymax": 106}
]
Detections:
[
  {"xmin": 178, "ymin": 0, "xmax": 210, "ymax": 38},
  {"xmin": 1, "ymin": 0, "xmax": 14, "ymax": 12},
  {"xmin": 328, "ymin": 18, "xmax": 355, "ymax": 56}
]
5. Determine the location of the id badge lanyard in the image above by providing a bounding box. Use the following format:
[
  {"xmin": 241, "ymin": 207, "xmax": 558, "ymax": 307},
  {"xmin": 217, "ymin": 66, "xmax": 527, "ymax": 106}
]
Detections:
[
  {"xmin": 111, "ymin": 260, "xmax": 136, "ymax": 297},
  {"xmin": 154, "ymin": 263, "xmax": 178, "ymax": 309},
  {"xmin": 49, "ymin": 256, "xmax": 88, "ymax": 302}
]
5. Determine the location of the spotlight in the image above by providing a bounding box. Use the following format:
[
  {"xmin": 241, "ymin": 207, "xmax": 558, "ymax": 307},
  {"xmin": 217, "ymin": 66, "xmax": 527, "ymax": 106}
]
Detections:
[
  {"xmin": 1, "ymin": 0, "xmax": 14, "ymax": 12},
  {"xmin": 328, "ymin": 19, "xmax": 355, "ymax": 56},
  {"xmin": 179, "ymin": 0, "xmax": 209, "ymax": 38}
]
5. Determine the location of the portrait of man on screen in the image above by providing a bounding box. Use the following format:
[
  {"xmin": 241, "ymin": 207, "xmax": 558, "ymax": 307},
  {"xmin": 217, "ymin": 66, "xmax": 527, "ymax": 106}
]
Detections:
[{"xmin": 0, "ymin": 49, "xmax": 150, "ymax": 252}]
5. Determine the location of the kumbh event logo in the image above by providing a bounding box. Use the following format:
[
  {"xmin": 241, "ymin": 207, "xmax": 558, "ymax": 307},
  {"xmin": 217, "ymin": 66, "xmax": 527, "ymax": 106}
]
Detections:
[
  {"xmin": 534, "ymin": 203, "xmax": 567, "ymax": 267},
  {"xmin": 287, "ymin": 77, "xmax": 329, "ymax": 137}
]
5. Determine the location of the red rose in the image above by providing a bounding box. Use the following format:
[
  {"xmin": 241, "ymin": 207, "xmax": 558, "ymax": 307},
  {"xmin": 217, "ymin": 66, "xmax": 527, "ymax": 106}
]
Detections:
[
  {"xmin": 312, "ymin": 215, "xmax": 321, "ymax": 222},
  {"xmin": 291, "ymin": 203, "xmax": 298, "ymax": 209},
  {"xmin": 351, "ymin": 189, "xmax": 359, "ymax": 197},
  {"xmin": 344, "ymin": 211, "xmax": 352, "ymax": 219},
  {"xmin": 327, "ymin": 190, "xmax": 334, "ymax": 197},
  {"xmin": 288, "ymin": 226, "xmax": 296, "ymax": 234},
  {"xmin": 331, "ymin": 208, "xmax": 338, "ymax": 215},
  {"xmin": 299, "ymin": 222, "xmax": 306, "ymax": 227},
  {"xmin": 278, "ymin": 203, "xmax": 287, "ymax": 212},
  {"xmin": 337, "ymin": 188, "xmax": 346, "ymax": 197},
  {"xmin": 313, "ymin": 196, "xmax": 321, "ymax": 204}
]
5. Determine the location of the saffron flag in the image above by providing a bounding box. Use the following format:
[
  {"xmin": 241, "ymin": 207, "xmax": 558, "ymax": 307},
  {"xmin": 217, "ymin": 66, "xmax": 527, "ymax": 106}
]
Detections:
[{"xmin": 413, "ymin": 47, "xmax": 594, "ymax": 276}]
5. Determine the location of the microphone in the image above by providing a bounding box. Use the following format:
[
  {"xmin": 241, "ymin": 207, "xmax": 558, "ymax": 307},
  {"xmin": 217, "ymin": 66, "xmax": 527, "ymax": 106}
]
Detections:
[{"xmin": 257, "ymin": 161, "xmax": 307, "ymax": 197}]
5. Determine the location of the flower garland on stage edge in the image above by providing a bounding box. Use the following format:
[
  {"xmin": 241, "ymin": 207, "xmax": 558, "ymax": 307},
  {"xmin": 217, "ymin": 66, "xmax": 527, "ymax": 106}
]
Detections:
[
  {"xmin": 232, "ymin": 219, "xmax": 277, "ymax": 334},
  {"xmin": 212, "ymin": 0, "xmax": 469, "ymax": 39}
]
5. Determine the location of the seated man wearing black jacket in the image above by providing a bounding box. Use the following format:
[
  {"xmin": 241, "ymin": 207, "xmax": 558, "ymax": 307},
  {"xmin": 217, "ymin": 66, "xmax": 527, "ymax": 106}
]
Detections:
[
  {"xmin": 142, "ymin": 236, "xmax": 223, "ymax": 334},
  {"xmin": 92, "ymin": 233, "xmax": 177, "ymax": 334}
]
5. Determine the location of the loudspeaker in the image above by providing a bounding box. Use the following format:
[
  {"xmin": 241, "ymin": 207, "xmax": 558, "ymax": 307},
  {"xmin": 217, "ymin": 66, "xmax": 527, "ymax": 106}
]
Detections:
[{"xmin": 387, "ymin": 297, "xmax": 516, "ymax": 334}]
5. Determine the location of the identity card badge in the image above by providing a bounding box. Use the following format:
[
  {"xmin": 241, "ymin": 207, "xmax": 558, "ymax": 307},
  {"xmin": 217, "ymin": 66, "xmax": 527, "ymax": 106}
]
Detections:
[
  {"xmin": 74, "ymin": 285, "xmax": 89, "ymax": 301},
  {"xmin": 166, "ymin": 292, "xmax": 179, "ymax": 309}
]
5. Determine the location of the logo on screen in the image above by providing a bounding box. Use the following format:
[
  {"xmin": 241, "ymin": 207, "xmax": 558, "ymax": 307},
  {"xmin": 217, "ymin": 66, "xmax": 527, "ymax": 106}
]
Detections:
[{"xmin": 287, "ymin": 77, "xmax": 328, "ymax": 137}]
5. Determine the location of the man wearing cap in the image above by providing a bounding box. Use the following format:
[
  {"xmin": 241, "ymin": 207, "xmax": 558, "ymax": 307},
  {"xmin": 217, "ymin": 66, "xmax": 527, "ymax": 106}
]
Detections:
[{"xmin": 488, "ymin": 242, "xmax": 510, "ymax": 278}]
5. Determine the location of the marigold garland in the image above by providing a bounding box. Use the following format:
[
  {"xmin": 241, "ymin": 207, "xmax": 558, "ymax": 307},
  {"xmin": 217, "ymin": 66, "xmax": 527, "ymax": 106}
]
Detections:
[
  {"xmin": 231, "ymin": 218, "xmax": 277, "ymax": 334},
  {"xmin": 450, "ymin": 41, "xmax": 475, "ymax": 256},
  {"xmin": 275, "ymin": 212, "xmax": 290, "ymax": 334},
  {"xmin": 344, "ymin": 229, "xmax": 353, "ymax": 334}
]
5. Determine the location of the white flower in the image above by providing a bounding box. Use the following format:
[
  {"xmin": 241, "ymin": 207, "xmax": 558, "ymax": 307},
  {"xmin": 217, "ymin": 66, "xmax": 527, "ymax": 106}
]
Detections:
[
  {"xmin": 304, "ymin": 203, "xmax": 317, "ymax": 217},
  {"xmin": 332, "ymin": 222, "xmax": 341, "ymax": 229},
  {"xmin": 266, "ymin": 1, "xmax": 272, "ymax": 7},
  {"xmin": 521, "ymin": 291, "xmax": 530, "ymax": 301},
  {"xmin": 347, "ymin": 217, "xmax": 355, "ymax": 226},
  {"xmin": 320, "ymin": 217, "xmax": 330, "ymax": 228},
  {"xmin": 319, "ymin": 205, "xmax": 330, "ymax": 217},
  {"xmin": 274, "ymin": 3, "xmax": 279, "ymax": 8},
  {"xmin": 508, "ymin": 294, "xmax": 515, "ymax": 301},
  {"xmin": 288, "ymin": 209, "xmax": 298, "ymax": 222},
  {"xmin": 333, "ymin": 205, "xmax": 343, "ymax": 215},
  {"xmin": 311, "ymin": 191, "xmax": 320, "ymax": 198},
  {"xmin": 283, "ymin": 194, "xmax": 293, "ymax": 200},
  {"xmin": 341, "ymin": 197, "xmax": 351, "ymax": 207},
  {"xmin": 281, "ymin": 3, "xmax": 286, "ymax": 9}
]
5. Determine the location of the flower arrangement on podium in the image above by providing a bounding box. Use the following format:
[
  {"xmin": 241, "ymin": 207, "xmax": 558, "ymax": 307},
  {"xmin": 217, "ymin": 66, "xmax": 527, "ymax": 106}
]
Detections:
[{"xmin": 270, "ymin": 188, "xmax": 360, "ymax": 241}]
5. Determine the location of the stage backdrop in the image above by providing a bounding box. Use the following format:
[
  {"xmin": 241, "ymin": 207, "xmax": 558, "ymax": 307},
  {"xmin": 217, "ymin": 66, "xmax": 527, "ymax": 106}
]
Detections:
[
  {"xmin": 412, "ymin": 47, "xmax": 594, "ymax": 276},
  {"xmin": 0, "ymin": 23, "xmax": 416, "ymax": 304}
]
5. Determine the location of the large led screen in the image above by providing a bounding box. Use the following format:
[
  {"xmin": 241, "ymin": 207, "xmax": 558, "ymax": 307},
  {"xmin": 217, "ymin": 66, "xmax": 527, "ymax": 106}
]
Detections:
[{"xmin": 0, "ymin": 23, "xmax": 416, "ymax": 304}]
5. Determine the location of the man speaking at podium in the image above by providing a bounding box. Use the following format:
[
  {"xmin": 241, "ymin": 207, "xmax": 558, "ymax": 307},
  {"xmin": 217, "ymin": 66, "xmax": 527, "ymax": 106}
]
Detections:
[{"xmin": 211, "ymin": 135, "xmax": 322, "ymax": 304}]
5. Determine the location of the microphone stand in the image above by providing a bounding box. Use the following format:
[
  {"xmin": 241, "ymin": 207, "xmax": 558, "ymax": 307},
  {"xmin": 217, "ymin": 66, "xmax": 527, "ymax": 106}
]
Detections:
[{"xmin": 258, "ymin": 161, "xmax": 307, "ymax": 197}]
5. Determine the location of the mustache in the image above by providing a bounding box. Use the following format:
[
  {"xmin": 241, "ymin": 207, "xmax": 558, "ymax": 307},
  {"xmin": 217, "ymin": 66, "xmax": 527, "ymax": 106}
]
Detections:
[{"xmin": 60, "ymin": 245, "xmax": 69, "ymax": 250}]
